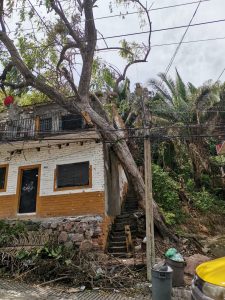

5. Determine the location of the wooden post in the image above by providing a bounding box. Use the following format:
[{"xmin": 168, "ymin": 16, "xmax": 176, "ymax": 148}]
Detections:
[
  {"xmin": 144, "ymin": 128, "xmax": 155, "ymax": 281},
  {"xmin": 135, "ymin": 84, "xmax": 155, "ymax": 280}
]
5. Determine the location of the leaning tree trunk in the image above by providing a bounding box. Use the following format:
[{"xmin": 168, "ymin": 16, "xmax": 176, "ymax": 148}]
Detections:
[{"xmin": 84, "ymin": 104, "xmax": 177, "ymax": 241}]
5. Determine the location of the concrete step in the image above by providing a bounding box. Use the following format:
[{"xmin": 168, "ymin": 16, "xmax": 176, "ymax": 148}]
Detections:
[
  {"xmin": 112, "ymin": 224, "xmax": 136, "ymax": 232},
  {"xmin": 115, "ymin": 213, "xmax": 132, "ymax": 219},
  {"xmin": 110, "ymin": 235, "xmax": 126, "ymax": 242},
  {"xmin": 109, "ymin": 241, "xmax": 126, "ymax": 247},
  {"xmin": 109, "ymin": 252, "xmax": 128, "ymax": 258},
  {"xmin": 108, "ymin": 246, "xmax": 127, "ymax": 253}
]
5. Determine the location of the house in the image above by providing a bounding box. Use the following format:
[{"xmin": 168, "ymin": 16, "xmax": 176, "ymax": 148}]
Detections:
[{"xmin": 0, "ymin": 101, "xmax": 128, "ymax": 250}]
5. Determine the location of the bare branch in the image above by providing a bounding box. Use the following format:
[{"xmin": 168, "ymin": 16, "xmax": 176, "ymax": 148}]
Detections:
[
  {"xmin": 57, "ymin": 42, "xmax": 78, "ymax": 70},
  {"xmin": 62, "ymin": 67, "xmax": 81, "ymax": 100},
  {"xmin": 115, "ymin": 0, "xmax": 152, "ymax": 90},
  {"xmin": 96, "ymin": 47, "xmax": 134, "ymax": 57},
  {"xmin": 0, "ymin": 0, "xmax": 6, "ymax": 32},
  {"xmin": 0, "ymin": 62, "xmax": 14, "ymax": 81},
  {"xmin": 50, "ymin": 0, "xmax": 85, "ymax": 52},
  {"xmin": 78, "ymin": 0, "xmax": 97, "ymax": 98},
  {"xmin": 2, "ymin": 81, "xmax": 30, "ymax": 89}
]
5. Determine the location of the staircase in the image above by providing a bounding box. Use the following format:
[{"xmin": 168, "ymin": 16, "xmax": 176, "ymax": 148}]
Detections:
[{"xmin": 107, "ymin": 189, "xmax": 139, "ymax": 258}]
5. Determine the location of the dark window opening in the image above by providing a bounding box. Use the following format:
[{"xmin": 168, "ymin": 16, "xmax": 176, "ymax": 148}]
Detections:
[
  {"xmin": 0, "ymin": 167, "xmax": 7, "ymax": 190},
  {"xmin": 56, "ymin": 162, "xmax": 89, "ymax": 188},
  {"xmin": 40, "ymin": 118, "xmax": 52, "ymax": 132},
  {"xmin": 61, "ymin": 114, "xmax": 83, "ymax": 131}
]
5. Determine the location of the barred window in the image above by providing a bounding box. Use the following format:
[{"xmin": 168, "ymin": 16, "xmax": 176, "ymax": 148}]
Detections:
[
  {"xmin": 61, "ymin": 114, "xmax": 83, "ymax": 131},
  {"xmin": 0, "ymin": 166, "xmax": 7, "ymax": 191},
  {"xmin": 56, "ymin": 162, "xmax": 89, "ymax": 188},
  {"xmin": 40, "ymin": 118, "xmax": 52, "ymax": 132}
]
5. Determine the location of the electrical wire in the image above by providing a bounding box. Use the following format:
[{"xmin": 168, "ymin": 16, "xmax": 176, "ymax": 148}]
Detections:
[
  {"xmin": 6, "ymin": 0, "xmax": 212, "ymax": 21},
  {"xmin": 1, "ymin": 18, "xmax": 225, "ymax": 57},
  {"xmin": 216, "ymin": 67, "xmax": 225, "ymax": 82},
  {"xmin": 164, "ymin": 0, "xmax": 202, "ymax": 75}
]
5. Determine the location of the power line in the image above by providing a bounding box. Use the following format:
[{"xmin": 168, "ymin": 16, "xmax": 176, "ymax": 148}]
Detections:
[
  {"xmin": 165, "ymin": 0, "xmax": 202, "ymax": 75},
  {"xmin": 1, "ymin": 18, "xmax": 225, "ymax": 55},
  {"xmin": 1, "ymin": 35, "xmax": 225, "ymax": 57},
  {"xmin": 6, "ymin": 0, "xmax": 211, "ymax": 20},
  {"xmin": 216, "ymin": 67, "xmax": 225, "ymax": 82},
  {"xmin": 5, "ymin": 1, "xmax": 214, "ymax": 35}
]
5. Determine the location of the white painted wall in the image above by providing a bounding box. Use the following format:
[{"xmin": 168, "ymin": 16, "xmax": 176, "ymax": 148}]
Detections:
[{"xmin": 0, "ymin": 141, "xmax": 105, "ymax": 196}]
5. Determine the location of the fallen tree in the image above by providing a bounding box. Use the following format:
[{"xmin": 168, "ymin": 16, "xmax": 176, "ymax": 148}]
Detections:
[{"xmin": 0, "ymin": 0, "xmax": 174, "ymax": 239}]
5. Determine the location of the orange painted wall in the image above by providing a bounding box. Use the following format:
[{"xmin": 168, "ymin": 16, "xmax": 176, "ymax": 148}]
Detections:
[
  {"xmin": 0, "ymin": 195, "xmax": 17, "ymax": 218},
  {"xmin": 37, "ymin": 191, "xmax": 105, "ymax": 217},
  {"xmin": 0, "ymin": 191, "xmax": 105, "ymax": 218}
]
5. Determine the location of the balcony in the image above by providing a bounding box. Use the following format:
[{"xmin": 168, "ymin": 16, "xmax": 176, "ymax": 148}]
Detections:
[{"xmin": 0, "ymin": 111, "xmax": 87, "ymax": 141}]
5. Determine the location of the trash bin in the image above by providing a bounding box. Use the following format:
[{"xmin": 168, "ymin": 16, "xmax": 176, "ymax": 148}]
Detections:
[
  {"xmin": 151, "ymin": 263, "xmax": 173, "ymax": 300},
  {"xmin": 166, "ymin": 257, "xmax": 185, "ymax": 287}
]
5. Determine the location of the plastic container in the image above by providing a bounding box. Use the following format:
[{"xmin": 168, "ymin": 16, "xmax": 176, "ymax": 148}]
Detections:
[
  {"xmin": 166, "ymin": 257, "xmax": 185, "ymax": 287},
  {"xmin": 151, "ymin": 263, "xmax": 173, "ymax": 300}
]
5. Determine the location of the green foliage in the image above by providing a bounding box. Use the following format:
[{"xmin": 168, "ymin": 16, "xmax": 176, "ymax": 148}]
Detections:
[
  {"xmin": 18, "ymin": 91, "xmax": 49, "ymax": 106},
  {"xmin": 0, "ymin": 220, "xmax": 26, "ymax": 246},
  {"xmin": 162, "ymin": 211, "xmax": 177, "ymax": 226},
  {"xmin": 152, "ymin": 164, "xmax": 185, "ymax": 224},
  {"xmin": 152, "ymin": 164, "xmax": 180, "ymax": 212},
  {"xmin": 91, "ymin": 58, "xmax": 116, "ymax": 91},
  {"xmin": 16, "ymin": 245, "xmax": 64, "ymax": 263},
  {"xmin": 191, "ymin": 187, "xmax": 216, "ymax": 212}
]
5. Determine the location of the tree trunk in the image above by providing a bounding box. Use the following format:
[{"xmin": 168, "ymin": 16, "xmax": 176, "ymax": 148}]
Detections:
[{"xmin": 83, "ymin": 104, "xmax": 177, "ymax": 240}]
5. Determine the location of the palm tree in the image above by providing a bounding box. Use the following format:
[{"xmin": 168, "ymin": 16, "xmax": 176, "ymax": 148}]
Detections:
[{"xmin": 148, "ymin": 70, "xmax": 221, "ymax": 187}]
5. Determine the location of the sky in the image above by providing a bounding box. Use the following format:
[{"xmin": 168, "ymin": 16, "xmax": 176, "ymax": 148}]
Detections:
[
  {"xmin": 93, "ymin": 0, "xmax": 225, "ymax": 89},
  {"xmin": 4, "ymin": 0, "xmax": 225, "ymax": 90}
]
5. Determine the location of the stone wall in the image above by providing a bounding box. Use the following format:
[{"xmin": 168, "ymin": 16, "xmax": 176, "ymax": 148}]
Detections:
[{"xmin": 2, "ymin": 215, "xmax": 107, "ymax": 252}]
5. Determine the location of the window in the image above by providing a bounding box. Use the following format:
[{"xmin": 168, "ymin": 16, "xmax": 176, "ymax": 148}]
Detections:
[
  {"xmin": 55, "ymin": 162, "xmax": 90, "ymax": 189},
  {"xmin": 0, "ymin": 165, "xmax": 8, "ymax": 191},
  {"xmin": 40, "ymin": 118, "xmax": 52, "ymax": 132},
  {"xmin": 61, "ymin": 114, "xmax": 83, "ymax": 131}
]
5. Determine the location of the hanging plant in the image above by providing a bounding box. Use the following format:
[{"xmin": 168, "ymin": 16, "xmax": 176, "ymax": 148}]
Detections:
[{"xmin": 3, "ymin": 95, "xmax": 14, "ymax": 107}]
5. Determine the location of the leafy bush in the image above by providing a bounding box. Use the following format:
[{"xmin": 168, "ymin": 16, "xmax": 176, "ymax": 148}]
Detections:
[
  {"xmin": 192, "ymin": 187, "xmax": 214, "ymax": 212},
  {"xmin": 152, "ymin": 164, "xmax": 183, "ymax": 224},
  {"xmin": 0, "ymin": 220, "xmax": 26, "ymax": 246},
  {"xmin": 152, "ymin": 164, "xmax": 180, "ymax": 212}
]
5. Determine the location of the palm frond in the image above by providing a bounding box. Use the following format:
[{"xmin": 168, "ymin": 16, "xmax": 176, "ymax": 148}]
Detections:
[
  {"xmin": 148, "ymin": 78, "xmax": 173, "ymax": 104},
  {"xmin": 175, "ymin": 68, "xmax": 187, "ymax": 102}
]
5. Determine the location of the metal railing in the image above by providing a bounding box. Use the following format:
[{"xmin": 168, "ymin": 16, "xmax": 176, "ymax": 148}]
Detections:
[{"xmin": 0, "ymin": 112, "xmax": 84, "ymax": 141}]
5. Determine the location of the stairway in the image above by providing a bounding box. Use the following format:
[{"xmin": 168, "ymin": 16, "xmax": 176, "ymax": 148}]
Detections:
[{"xmin": 107, "ymin": 189, "xmax": 139, "ymax": 258}]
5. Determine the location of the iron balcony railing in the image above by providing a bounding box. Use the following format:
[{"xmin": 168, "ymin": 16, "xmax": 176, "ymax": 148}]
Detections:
[{"xmin": 0, "ymin": 112, "xmax": 85, "ymax": 141}]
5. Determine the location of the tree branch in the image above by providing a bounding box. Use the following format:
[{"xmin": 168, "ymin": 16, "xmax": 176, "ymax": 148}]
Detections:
[
  {"xmin": 57, "ymin": 42, "xmax": 78, "ymax": 70},
  {"xmin": 0, "ymin": 62, "xmax": 14, "ymax": 81},
  {"xmin": 50, "ymin": 0, "xmax": 85, "ymax": 52},
  {"xmin": 78, "ymin": 0, "xmax": 97, "ymax": 98},
  {"xmin": 0, "ymin": 0, "xmax": 6, "ymax": 32},
  {"xmin": 61, "ymin": 67, "xmax": 80, "ymax": 100},
  {"xmin": 96, "ymin": 47, "xmax": 134, "ymax": 56},
  {"xmin": 115, "ymin": 0, "xmax": 152, "ymax": 90},
  {"xmin": 2, "ymin": 81, "xmax": 30, "ymax": 89}
]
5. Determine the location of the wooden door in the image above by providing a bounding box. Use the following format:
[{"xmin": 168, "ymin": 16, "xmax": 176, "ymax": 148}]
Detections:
[{"xmin": 18, "ymin": 168, "xmax": 39, "ymax": 214}]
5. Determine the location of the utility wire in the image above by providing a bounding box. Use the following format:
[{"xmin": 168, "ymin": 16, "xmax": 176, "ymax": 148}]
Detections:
[
  {"xmin": 216, "ymin": 67, "xmax": 225, "ymax": 82},
  {"xmin": 1, "ymin": 35, "xmax": 225, "ymax": 56},
  {"xmin": 165, "ymin": 0, "xmax": 202, "ymax": 75},
  {"xmin": 1, "ymin": 18, "xmax": 225, "ymax": 55},
  {"xmin": 6, "ymin": 0, "xmax": 211, "ymax": 20}
]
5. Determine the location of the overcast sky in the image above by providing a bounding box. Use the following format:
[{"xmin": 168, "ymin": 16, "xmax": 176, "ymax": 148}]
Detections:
[
  {"xmin": 93, "ymin": 0, "xmax": 225, "ymax": 89},
  {"xmin": 5, "ymin": 0, "xmax": 225, "ymax": 90}
]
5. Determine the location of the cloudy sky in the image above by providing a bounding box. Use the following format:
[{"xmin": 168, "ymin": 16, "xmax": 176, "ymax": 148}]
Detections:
[
  {"xmin": 5, "ymin": 0, "xmax": 225, "ymax": 90},
  {"xmin": 93, "ymin": 0, "xmax": 225, "ymax": 89}
]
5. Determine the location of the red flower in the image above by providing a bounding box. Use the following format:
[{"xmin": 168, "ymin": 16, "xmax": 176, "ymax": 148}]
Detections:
[{"xmin": 3, "ymin": 95, "xmax": 14, "ymax": 106}]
